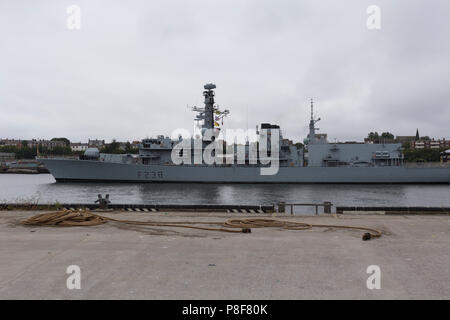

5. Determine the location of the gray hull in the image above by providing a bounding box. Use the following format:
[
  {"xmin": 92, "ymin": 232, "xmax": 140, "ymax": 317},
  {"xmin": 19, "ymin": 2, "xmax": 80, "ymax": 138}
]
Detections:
[{"xmin": 40, "ymin": 159, "xmax": 450, "ymax": 183}]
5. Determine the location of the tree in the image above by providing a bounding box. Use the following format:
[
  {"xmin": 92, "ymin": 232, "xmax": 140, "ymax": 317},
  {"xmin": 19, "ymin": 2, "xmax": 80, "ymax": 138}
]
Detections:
[
  {"xmin": 124, "ymin": 141, "xmax": 138, "ymax": 154},
  {"xmin": 403, "ymin": 147, "xmax": 446, "ymax": 162},
  {"xmin": 402, "ymin": 142, "xmax": 411, "ymax": 150},
  {"xmin": 380, "ymin": 132, "xmax": 394, "ymax": 139},
  {"xmin": 367, "ymin": 132, "xmax": 380, "ymax": 141},
  {"xmin": 0, "ymin": 144, "xmax": 73, "ymax": 159},
  {"xmin": 51, "ymin": 137, "xmax": 70, "ymax": 146},
  {"xmin": 109, "ymin": 140, "xmax": 120, "ymax": 151},
  {"xmin": 367, "ymin": 131, "xmax": 395, "ymax": 143},
  {"xmin": 50, "ymin": 146, "xmax": 72, "ymax": 155},
  {"xmin": 100, "ymin": 139, "xmax": 124, "ymax": 154}
]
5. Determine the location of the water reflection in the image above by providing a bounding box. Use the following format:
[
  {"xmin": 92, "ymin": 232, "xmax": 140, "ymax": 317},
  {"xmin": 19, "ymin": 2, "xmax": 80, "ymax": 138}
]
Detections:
[{"xmin": 0, "ymin": 174, "xmax": 449, "ymax": 207}]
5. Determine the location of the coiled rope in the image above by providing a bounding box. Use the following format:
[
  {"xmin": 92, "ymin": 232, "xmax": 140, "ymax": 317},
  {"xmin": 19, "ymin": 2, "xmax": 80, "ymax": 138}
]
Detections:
[{"xmin": 22, "ymin": 209, "xmax": 382, "ymax": 240}]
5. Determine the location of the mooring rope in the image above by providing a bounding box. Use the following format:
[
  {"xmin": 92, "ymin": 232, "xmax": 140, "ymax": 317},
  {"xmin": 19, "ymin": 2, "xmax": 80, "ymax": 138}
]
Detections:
[{"xmin": 22, "ymin": 209, "xmax": 382, "ymax": 240}]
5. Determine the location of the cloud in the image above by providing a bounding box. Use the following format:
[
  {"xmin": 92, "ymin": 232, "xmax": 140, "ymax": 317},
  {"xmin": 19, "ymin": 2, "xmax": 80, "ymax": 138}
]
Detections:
[{"xmin": 0, "ymin": 0, "xmax": 449, "ymax": 143}]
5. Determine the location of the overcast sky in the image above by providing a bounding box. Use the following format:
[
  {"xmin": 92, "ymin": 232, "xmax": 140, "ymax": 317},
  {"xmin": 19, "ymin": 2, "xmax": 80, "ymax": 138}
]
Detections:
[{"xmin": 1, "ymin": 0, "xmax": 449, "ymax": 143}]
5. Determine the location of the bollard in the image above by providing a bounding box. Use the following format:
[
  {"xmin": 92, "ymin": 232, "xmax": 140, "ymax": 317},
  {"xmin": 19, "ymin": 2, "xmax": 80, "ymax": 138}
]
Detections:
[
  {"xmin": 324, "ymin": 201, "xmax": 332, "ymax": 214},
  {"xmin": 95, "ymin": 194, "xmax": 111, "ymax": 210},
  {"xmin": 278, "ymin": 202, "xmax": 285, "ymax": 213}
]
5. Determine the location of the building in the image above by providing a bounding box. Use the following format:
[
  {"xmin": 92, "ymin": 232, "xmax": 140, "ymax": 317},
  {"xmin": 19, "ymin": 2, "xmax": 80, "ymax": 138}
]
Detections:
[
  {"xmin": 0, "ymin": 152, "xmax": 15, "ymax": 162},
  {"xmin": 0, "ymin": 139, "xmax": 22, "ymax": 147},
  {"xmin": 395, "ymin": 136, "xmax": 416, "ymax": 144},
  {"xmin": 117, "ymin": 142, "xmax": 127, "ymax": 151},
  {"xmin": 0, "ymin": 139, "xmax": 66, "ymax": 149},
  {"xmin": 70, "ymin": 143, "xmax": 89, "ymax": 152},
  {"xmin": 88, "ymin": 139, "xmax": 105, "ymax": 148},
  {"xmin": 440, "ymin": 149, "xmax": 450, "ymax": 163},
  {"xmin": 411, "ymin": 139, "xmax": 450, "ymax": 149},
  {"xmin": 364, "ymin": 137, "xmax": 396, "ymax": 144},
  {"xmin": 27, "ymin": 139, "xmax": 67, "ymax": 149}
]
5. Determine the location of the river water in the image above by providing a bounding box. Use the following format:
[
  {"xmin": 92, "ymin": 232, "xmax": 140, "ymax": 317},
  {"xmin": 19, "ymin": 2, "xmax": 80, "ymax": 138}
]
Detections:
[{"xmin": 1, "ymin": 174, "xmax": 449, "ymax": 210}]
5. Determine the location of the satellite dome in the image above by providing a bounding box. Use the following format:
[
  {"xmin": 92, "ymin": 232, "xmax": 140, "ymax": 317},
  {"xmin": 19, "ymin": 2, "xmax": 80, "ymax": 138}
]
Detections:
[{"xmin": 84, "ymin": 148, "xmax": 100, "ymax": 158}]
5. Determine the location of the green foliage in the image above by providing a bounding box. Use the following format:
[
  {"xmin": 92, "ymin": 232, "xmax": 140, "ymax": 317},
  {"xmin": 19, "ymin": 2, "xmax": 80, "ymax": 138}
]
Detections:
[
  {"xmin": 0, "ymin": 145, "xmax": 72, "ymax": 159},
  {"xmin": 47, "ymin": 146, "xmax": 72, "ymax": 155},
  {"xmin": 403, "ymin": 147, "xmax": 446, "ymax": 162},
  {"xmin": 124, "ymin": 141, "xmax": 138, "ymax": 154},
  {"xmin": 8, "ymin": 193, "xmax": 40, "ymax": 210},
  {"xmin": 51, "ymin": 137, "xmax": 70, "ymax": 146},
  {"xmin": 380, "ymin": 132, "xmax": 394, "ymax": 139},
  {"xmin": 53, "ymin": 201, "xmax": 62, "ymax": 210},
  {"xmin": 100, "ymin": 139, "xmax": 123, "ymax": 154},
  {"xmin": 1, "ymin": 140, "xmax": 139, "ymax": 158},
  {"xmin": 367, "ymin": 131, "xmax": 394, "ymax": 142},
  {"xmin": 402, "ymin": 142, "xmax": 411, "ymax": 150},
  {"xmin": 100, "ymin": 140, "xmax": 138, "ymax": 154},
  {"xmin": 367, "ymin": 132, "xmax": 379, "ymax": 141},
  {"xmin": 0, "ymin": 145, "xmax": 21, "ymax": 154},
  {"xmin": 0, "ymin": 145, "xmax": 36, "ymax": 159}
]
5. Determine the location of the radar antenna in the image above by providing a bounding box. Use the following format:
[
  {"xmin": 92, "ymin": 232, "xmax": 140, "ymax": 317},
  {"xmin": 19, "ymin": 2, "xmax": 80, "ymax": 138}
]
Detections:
[
  {"xmin": 307, "ymin": 98, "xmax": 321, "ymax": 144},
  {"xmin": 191, "ymin": 83, "xmax": 230, "ymax": 131}
]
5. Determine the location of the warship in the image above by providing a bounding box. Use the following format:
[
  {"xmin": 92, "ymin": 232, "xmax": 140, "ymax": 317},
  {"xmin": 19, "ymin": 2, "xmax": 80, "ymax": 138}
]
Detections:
[{"xmin": 40, "ymin": 84, "xmax": 450, "ymax": 183}]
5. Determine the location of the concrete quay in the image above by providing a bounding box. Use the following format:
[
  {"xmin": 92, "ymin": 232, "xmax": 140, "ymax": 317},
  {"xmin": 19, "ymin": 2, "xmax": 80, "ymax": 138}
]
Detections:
[{"xmin": 0, "ymin": 210, "xmax": 448, "ymax": 299}]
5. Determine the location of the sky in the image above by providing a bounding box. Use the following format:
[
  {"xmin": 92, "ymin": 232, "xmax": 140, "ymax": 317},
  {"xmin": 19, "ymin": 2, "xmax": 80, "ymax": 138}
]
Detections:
[{"xmin": 0, "ymin": 0, "xmax": 449, "ymax": 143}]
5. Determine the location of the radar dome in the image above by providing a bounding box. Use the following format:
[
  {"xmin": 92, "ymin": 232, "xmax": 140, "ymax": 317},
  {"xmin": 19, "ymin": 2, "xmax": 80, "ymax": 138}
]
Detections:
[
  {"xmin": 204, "ymin": 83, "xmax": 216, "ymax": 90},
  {"xmin": 84, "ymin": 148, "xmax": 100, "ymax": 158}
]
